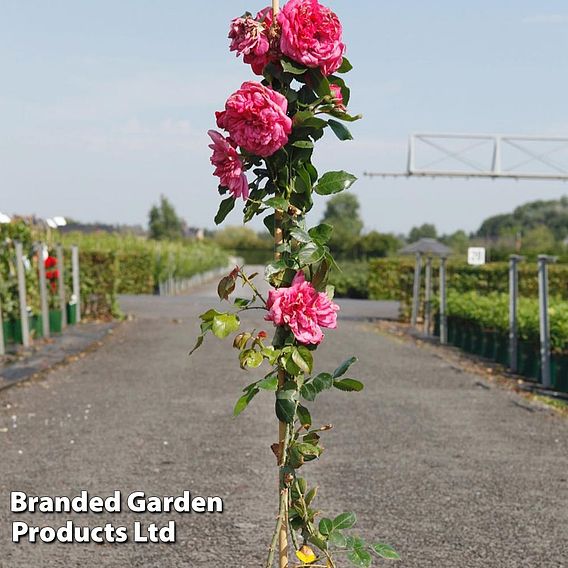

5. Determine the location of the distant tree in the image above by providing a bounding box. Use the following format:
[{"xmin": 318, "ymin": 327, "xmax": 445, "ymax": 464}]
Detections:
[
  {"xmin": 441, "ymin": 230, "xmax": 469, "ymax": 254},
  {"xmin": 477, "ymin": 197, "xmax": 568, "ymax": 241},
  {"xmin": 148, "ymin": 195, "xmax": 184, "ymax": 240},
  {"xmin": 359, "ymin": 231, "xmax": 401, "ymax": 258},
  {"xmin": 320, "ymin": 194, "xmax": 363, "ymax": 252},
  {"xmin": 408, "ymin": 223, "xmax": 437, "ymax": 242},
  {"xmin": 521, "ymin": 226, "xmax": 557, "ymax": 254}
]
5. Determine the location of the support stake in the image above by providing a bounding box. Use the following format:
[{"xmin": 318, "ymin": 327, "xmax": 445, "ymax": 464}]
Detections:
[
  {"xmin": 274, "ymin": 206, "xmax": 289, "ymax": 568},
  {"xmin": 424, "ymin": 256, "xmax": 433, "ymax": 335},
  {"xmin": 15, "ymin": 241, "xmax": 30, "ymax": 347},
  {"xmin": 411, "ymin": 252, "xmax": 422, "ymax": 328},
  {"xmin": 538, "ymin": 255, "xmax": 556, "ymax": 388},
  {"xmin": 57, "ymin": 244, "xmax": 67, "ymax": 328},
  {"xmin": 37, "ymin": 243, "xmax": 50, "ymax": 339},
  {"xmin": 0, "ymin": 284, "xmax": 5, "ymax": 356},
  {"xmin": 508, "ymin": 255, "xmax": 522, "ymax": 372},
  {"xmin": 439, "ymin": 256, "xmax": 448, "ymax": 345},
  {"xmin": 71, "ymin": 245, "xmax": 81, "ymax": 323}
]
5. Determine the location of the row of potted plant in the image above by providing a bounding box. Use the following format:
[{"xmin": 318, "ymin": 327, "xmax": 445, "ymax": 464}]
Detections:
[
  {"xmin": 433, "ymin": 291, "xmax": 568, "ymax": 392},
  {"xmin": 2, "ymin": 303, "xmax": 78, "ymax": 344}
]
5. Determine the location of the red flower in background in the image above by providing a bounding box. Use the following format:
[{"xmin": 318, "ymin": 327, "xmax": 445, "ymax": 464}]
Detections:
[
  {"xmin": 45, "ymin": 256, "xmax": 57, "ymax": 269},
  {"xmin": 45, "ymin": 257, "xmax": 59, "ymax": 292}
]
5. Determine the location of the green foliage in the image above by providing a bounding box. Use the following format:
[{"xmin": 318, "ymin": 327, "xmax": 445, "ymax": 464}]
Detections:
[
  {"xmin": 438, "ymin": 290, "xmax": 568, "ymax": 353},
  {"xmin": 194, "ymin": 29, "xmax": 399, "ymax": 565},
  {"xmin": 408, "ymin": 223, "xmax": 437, "ymax": 242},
  {"xmin": 328, "ymin": 262, "xmax": 369, "ymax": 299},
  {"xmin": 61, "ymin": 231, "xmax": 229, "ymax": 296},
  {"xmin": 0, "ymin": 221, "xmax": 229, "ymax": 326},
  {"xmin": 214, "ymin": 225, "xmax": 273, "ymax": 264},
  {"xmin": 321, "ymin": 193, "xmax": 364, "ymax": 252},
  {"xmin": 0, "ymin": 220, "xmax": 41, "ymax": 321},
  {"xmin": 368, "ymin": 258, "xmax": 568, "ymax": 320},
  {"xmin": 148, "ymin": 195, "xmax": 185, "ymax": 240},
  {"xmin": 477, "ymin": 196, "xmax": 568, "ymax": 242}
]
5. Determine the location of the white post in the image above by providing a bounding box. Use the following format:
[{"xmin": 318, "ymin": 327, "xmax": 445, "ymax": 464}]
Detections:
[
  {"xmin": 411, "ymin": 253, "xmax": 422, "ymax": 328},
  {"xmin": 0, "ymin": 289, "xmax": 5, "ymax": 356},
  {"xmin": 15, "ymin": 241, "xmax": 30, "ymax": 347},
  {"xmin": 72, "ymin": 245, "xmax": 81, "ymax": 323},
  {"xmin": 439, "ymin": 256, "xmax": 448, "ymax": 345},
  {"xmin": 508, "ymin": 255, "xmax": 522, "ymax": 372},
  {"xmin": 37, "ymin": 243, "xmax": 50, "ymax": 338},
  {"xmin": 538, "ymin": 255, "xmax": 556, "ymax": 388},
  {"xmin": 424, "ymin": 256, "xmax": 433, "ymax": 335},
  {"xmin": 57, "ymin": 244, "xmax": 67, "ymax": 328}
]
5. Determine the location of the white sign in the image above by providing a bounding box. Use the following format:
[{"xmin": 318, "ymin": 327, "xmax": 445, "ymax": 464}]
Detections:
[{"xmin": 468, "ymin": 247, "xmax": 486, "ymax": 266}]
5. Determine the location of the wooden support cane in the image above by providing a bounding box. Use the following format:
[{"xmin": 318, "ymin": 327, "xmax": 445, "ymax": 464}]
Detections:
[
  {"xmin": 274, "ymin": 210, "xmax": 289, "ymax": 568},
  {"xmin": 271, "ymin": 4, "xmax": 288, "ymax": 566}
]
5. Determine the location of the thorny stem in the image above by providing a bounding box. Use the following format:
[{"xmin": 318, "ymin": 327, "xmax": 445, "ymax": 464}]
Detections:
[
  {"xmin": 266, "ymin": 420, "xmax": 293, "ymax": 568},
  {"xmin": 292, "ymin": 480, "xmax": 336, "ymax": 568},
  {"xmin": 239, "ymin": 269, "xmax": 268, "ymax": 307}
]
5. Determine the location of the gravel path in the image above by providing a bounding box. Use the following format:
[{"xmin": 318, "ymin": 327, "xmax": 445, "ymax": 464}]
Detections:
[{"xmin": 0, "ymin": 277, "xmax": 566, "ymax": 568}]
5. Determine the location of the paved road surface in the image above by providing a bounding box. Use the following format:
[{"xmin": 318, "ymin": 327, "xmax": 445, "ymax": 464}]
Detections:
[{"xmin": 0, "ymin": 277, "xmax": 566, "ymax": 567}]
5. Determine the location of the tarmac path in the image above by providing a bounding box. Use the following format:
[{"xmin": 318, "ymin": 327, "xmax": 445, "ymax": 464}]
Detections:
[{"xmin": 0, "ymin": 274, "xmax": 566, "ymax": 568}]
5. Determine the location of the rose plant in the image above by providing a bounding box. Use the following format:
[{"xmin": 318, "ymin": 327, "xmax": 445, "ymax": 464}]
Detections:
[{"xmin": 192, "ymin": 1, "xmax": 399, "ymax": 566}]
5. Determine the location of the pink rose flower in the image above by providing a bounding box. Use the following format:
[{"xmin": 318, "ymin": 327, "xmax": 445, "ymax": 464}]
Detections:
[
  {"xmin": 278, "ymin": 0, "xmax": 346, "ymax": 76},
  {"xmin": 216, "ymin": 82, "xmax": 292, "ymax": 157},
  {"xmin": 265, "ymin": 271, "xmax": 339, "ymax": 345},
  {"xmin": 330, "ymin": 84, "xmax": 346, "ymax": 110},
  {"xmin": 229, "ymin": 10, "xmax": 272, "ymax": 75},
  {"xmin": 208, "ymin": 130, "xmax": 249, "ymax": 200}
]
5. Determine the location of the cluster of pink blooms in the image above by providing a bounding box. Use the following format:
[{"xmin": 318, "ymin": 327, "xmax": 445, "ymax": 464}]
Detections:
[
  {"xmin": 265, "ymin": 271, "xmax": 339, "ymax": 345},
  {"xmin": 208, "ymin": 81, "xmax": 291, "ymax": 200},
  {"xmin": 209, "ymin": 0, "xmax": 346, "ymax": 200},
  {"xmin": 230, "ymin": 0, "xmax": 344, "ymax": 77}
]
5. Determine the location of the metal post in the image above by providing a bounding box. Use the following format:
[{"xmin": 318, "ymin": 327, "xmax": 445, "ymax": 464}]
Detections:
[
  {"xmin": 57, "ymin": 244, "xmax": 67, "ymax": 328},
  {"xmin": 411, "ymin": 252, "xmax": 422, "ymax": 328},
  {"xmin": 439, "ymin": 256, "xmax": 448, "ymax": 345},
  {"xmin": 15, "ymin": 241, "xmax": 30, "ymax": 347},
  {"xmin": 71, "ymin": 245, "xmax": 81, "ymax": 323},
  {"xmin": 424, "ymin": 256, "xmax": 433, "ymax": 335},
  {"xmin": 37, "ymin": 243, "xmax": 50, "ymax": 339},
  {"xmin": 538, "ymin": 255, "xmax": 556, "ymax": 388},
  {"xmin": 0, "ymin": 290, "xmax": 5, "ymax": 356},
  {"xmin": 508, "ymin": 255, "xmax": 522, "ymax": 372}
]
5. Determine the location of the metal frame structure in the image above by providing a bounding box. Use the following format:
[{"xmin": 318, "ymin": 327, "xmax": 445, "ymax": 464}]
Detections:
[{"xmin": 365, "ymin": 132, "xmax": 568, "ymax": 181}]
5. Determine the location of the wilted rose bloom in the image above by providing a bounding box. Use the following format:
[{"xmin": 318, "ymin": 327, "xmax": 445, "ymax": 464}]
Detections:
[
  {"xmin": 278, "ymin": 0, "xmax": 345, "ymax": 76},
  {"xmin": 330, "ymin": 84, "xmax": 346, "ymax": 110},
  {"xmin": 265, "ymin": 271, "xmax": 339, "ymax": 345},
  {"xmin": 208, "ymin": 130, "xmax": 249, "ymax": 200},
  {"xmin": 216, "ymin": 82, "xmax": 292, "ymax": 157},
  {"xmin": 229, "ymin": 8, "xmax": 277, "ymax": 75}
]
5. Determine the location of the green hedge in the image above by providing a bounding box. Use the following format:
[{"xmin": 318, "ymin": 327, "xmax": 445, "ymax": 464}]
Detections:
[
  {"xmin": 328, "ymin": 261, "xmax": 369, "ymax": 299},
  {"xmin": 0, "ymin": 221, "xmax": 41, "ymax": 321},
  {"xmin": 60, "ymin": 235, "xmax": 230, "ymax": 317},
  {"xmin": 0, "ymin": 224, "xmax": 229, "ymax": 326},
  {"xmin": 368, "ymin": 258, "xmax": 568, "ymax": 319},
  {"xmin": 439, "ymin": 291, "xmax": 568, "ymax": 353}
]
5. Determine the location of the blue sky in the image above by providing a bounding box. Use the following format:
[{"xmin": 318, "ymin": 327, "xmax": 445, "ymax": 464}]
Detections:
[{"xmin": 1, "ymin": 1, "xmax": 568, "ymax": 235}]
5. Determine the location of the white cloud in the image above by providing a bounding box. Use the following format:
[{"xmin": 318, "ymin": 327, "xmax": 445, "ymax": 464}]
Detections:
[{"xmin": 522, "ymin": 14, "xmax": 568, "ymax": 25}]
